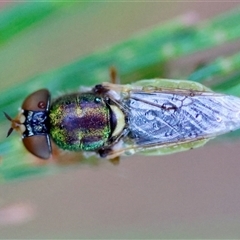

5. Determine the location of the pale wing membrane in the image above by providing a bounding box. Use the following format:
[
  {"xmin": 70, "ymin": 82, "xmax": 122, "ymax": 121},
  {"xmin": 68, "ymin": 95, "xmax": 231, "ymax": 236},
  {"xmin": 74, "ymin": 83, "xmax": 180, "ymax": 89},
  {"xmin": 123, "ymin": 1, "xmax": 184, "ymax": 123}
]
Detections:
[{"xmin": 118, "ymin": 90, "xmax": 240, "ymax": 156}]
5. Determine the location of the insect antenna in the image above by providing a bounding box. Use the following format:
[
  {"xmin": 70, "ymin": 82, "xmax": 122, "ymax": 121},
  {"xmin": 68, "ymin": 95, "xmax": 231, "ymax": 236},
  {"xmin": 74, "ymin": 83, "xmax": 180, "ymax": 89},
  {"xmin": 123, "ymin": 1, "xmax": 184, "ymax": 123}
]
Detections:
[
  {"xmin": 3, "ymin": 112, "xmax": 12, "ymax": 121},
  {"xmin": 6, "ymin": 127, "xmax": 14, "ymax": 138},
  {"xmin": 3, "ymin": 112, "xmax": 17, "ymax": 137}
]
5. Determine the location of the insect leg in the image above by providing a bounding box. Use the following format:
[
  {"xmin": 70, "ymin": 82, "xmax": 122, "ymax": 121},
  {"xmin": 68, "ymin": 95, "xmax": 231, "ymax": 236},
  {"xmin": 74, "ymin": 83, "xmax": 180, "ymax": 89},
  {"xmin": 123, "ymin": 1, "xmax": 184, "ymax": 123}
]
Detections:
[
  {"xmin": 109, "ymin": 157, "xmax": 120, "ymax": 165},
  {"xmin": 109, "ymin": 66, "xmax": 120, "ymax": 84}
]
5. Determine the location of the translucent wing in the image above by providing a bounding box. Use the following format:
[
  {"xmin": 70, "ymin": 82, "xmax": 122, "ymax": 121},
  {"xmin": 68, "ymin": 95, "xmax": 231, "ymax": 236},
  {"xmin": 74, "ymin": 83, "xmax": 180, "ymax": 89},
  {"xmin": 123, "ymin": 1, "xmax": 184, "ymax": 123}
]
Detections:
[{"xmin": 103, "ymin": 79, "xmax": 240, "ymax": 157}]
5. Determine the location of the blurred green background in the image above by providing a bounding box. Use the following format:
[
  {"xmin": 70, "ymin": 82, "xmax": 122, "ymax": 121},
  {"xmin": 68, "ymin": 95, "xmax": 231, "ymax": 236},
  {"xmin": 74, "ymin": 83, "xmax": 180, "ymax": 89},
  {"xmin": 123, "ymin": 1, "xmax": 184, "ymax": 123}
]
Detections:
[{"xmin": 1, "ymin": 2, "xmax": 240, "ymax": 239}]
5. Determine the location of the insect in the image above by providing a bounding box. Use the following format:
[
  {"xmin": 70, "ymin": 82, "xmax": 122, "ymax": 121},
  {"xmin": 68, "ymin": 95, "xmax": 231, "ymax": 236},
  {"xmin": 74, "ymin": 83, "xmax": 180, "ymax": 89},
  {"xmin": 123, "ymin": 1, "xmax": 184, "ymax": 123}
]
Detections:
[{"xmin": 4, "ymin": 72, "xmax": 240, "ymax": 161}]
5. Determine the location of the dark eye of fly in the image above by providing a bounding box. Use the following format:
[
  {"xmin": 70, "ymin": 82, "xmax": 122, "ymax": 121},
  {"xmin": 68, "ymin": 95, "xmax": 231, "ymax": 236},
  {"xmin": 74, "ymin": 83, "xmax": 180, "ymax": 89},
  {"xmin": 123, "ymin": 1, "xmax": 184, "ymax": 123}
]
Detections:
[
  {"xmin": 4, "ymin": 89, "xmax": 52, "ymax": 159},
  {"xmin": 21, "ymin": 89, "xmax": 52, "ymax": 159}
]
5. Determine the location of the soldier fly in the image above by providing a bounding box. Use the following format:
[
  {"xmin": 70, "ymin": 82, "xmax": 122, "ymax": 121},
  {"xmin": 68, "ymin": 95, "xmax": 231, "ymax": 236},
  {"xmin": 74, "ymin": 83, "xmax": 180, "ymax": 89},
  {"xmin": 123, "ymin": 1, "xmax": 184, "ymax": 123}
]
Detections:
[{"xmin": 4, "ymin": 70, "xmax": 240, "ymax": 161}]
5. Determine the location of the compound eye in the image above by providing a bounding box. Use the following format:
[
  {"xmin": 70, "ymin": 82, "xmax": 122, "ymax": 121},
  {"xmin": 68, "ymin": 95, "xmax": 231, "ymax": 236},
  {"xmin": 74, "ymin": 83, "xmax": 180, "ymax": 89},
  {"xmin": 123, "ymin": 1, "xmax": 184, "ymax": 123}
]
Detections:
[
  {"xmin": 22, "ymin": 89, "xmax": 50, "ymax": 111},
  {"xmin": 23, "ymin": 135, "xmax": 52, "ymax": 159}
]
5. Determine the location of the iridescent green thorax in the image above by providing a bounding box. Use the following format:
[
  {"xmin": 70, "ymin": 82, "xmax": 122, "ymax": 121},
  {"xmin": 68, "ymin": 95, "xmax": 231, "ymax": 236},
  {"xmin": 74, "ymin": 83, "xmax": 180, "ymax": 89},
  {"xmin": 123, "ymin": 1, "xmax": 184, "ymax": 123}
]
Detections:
[{"xmin": 49, "ymin": 93, "xmax": 111, "ymax": 151}]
